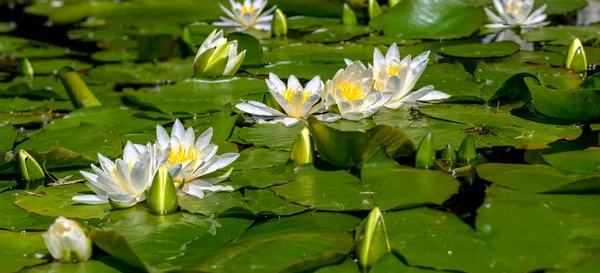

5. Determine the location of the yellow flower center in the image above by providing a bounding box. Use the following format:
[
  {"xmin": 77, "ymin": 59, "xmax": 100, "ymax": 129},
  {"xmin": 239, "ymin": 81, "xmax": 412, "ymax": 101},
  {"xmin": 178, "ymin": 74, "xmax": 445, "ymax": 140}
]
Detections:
[
  {"xmin": 339, "ymin": 82, "xmax": 363, "ymax": 101},
  {"xmin": 506, "ymin": 2, "xmax": 523, "ymax": 12},
  {"xmin": 387, "ymin": 64, "xmax": 403, "ymax": 76},
  {"xmin": 168, "ymin": 144, "xmax": 197, "ymax": 164},
  {"xmin": 282, "ymin": 88, "xmax": 311, "ymax": 103},
  {"xmin": 241, "ymin": 4, "xmax": 255, "ymax": 15}
]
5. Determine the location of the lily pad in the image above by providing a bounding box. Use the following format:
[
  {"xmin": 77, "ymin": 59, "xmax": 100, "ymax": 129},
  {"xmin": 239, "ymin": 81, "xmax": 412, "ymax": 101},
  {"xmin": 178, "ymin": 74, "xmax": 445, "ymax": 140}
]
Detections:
[
  {"xmin": 303, "ymin": 25, "xmax": 372, "ymax": 43},
  {"xmin": 246, "ymin": 62, "xmax": 343, "ymax": 81},
  {"xmin": 370, "ymin": 0, "xmax": 485, "ymax": 39},
  {"xmin": 236, "ymin": 123, "xmax": 305, "ymax": 150},
  {"xmin": 30, "ymin": 59, "xmax": 93, "ymax": 75},
  {"xmin": 525, "ymin": 77, "xmax": 600, "ymax": 121},
  {"xmin": 91, "ymin": 50, "xmax": 139, "ymax": 62},
  {"xmin": 543, "ymin": 150, "xmax": 600, "ymax": 174},
  {"xmin": 0, "ymin": 230, "xmax": 48, "ymax": 272},
  {"xmin": 230, "ymin": 147, "xmax": 289, "ymax": 170},
  {"xmin": 178, "ymin": 189, "xmax": 307, "ymax": 216},
  {"xmin": 13, "ymin": 183, "xmax": 111, "ymax": 219},
  {"xmin": 88, "ymin": 58, "xmax": 193, "ymax": 84},
  {"xmin": 477, "ymin": 163, "xmax": 576, "ymax": 192},
  {"xmin": 0, "ymin": 22, "xmax": 16, "ymax": 33},
  {"xmin": 0, "ymin": 190, "xmax": 55, "ymax": 232},
  {"xmin": 438, "ymin": 41, "xmax": 520, "ymax": 58},
  {"xmin": 522, "ymin": 25, "xmax": 600, "ymax": 45},
  {"xmin": 224, "ymin": 164, "xmax": 295, "ymax": 189},
  {"xmin": 0, "ymin": 123, "xmax": 16, "ymax": 150}
]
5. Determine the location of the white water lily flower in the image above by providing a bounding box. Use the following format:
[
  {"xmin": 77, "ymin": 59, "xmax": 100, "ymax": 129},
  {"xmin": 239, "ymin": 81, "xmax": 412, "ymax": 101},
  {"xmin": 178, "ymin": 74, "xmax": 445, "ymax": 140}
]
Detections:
[
  {"xmin": 194, "ymin": 29, "xmax": 246, "ymax": 77},
  {"xmin": 324, "ymin": 61, "xmax": 392, "ymax": 121},
  {"xmin": 213, "ymin": 0, "xmax": 277, "ymax": 31},
  {"xmin": 156, "ymin": 119, "xmax": 239, "ymax": 199},
  {"xmin": 484, "ymin": 0, "xmax": 548, "ymax": 29},
  {"xmin": 235, "ymin": 73, "xmax": 337, "ymax": 126},
  {"xmin": 74, "ymin": 141, "xmax": 164, "ymax": 208},
  {"xmin": 344, "ymin": 44, "xmax": 449, "ymax": 109},
  {"xmin": 43, "ymin": 217, "xmax": 92, "ymax": 263}
]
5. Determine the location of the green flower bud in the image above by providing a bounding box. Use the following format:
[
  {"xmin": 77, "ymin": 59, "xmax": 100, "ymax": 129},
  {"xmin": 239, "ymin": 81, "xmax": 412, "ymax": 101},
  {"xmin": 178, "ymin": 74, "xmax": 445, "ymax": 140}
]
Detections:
[
  {"xmin": 368, "ymin": 0, "xmax": 383, "ymax": 19},
  {"xmin": 43, "ymin": 217, "xmax": 92, "ymax": 263},
  {"xmin": 440, "ymin": 144, "xmax": 457, "ymax": 163},
  {"xmin": 57, "ymin": 66, "xmax": 102, "ymax": 109},
  {"xmin": 19, "ymin": 58, "xmax": 34, "ymax": 77},
  {"xmin": 457, "ymin": 134, "xmax": 477, "ymax": 164},
  {"xmin": 17, "ymin": 149, "xmax": 45, "ymax": 182},
  {"xmin": 342, "ymin": 3, "xmax": 358, "ymax": 25},
  {"xmin": 414, "ymin": 131, "xmax": 435, "ymax": 169},
  {"xmin": 147, "ymin": 165, "xmax": 179, "ymax": 215},
  {"xmin": 356, "ymin": 207, "xmax": 391, "ymax": 272},
  {"xmin": 565, "ymin": 38, "xmax": 587, "ymax": 74},
  {"xmin": 289, "ymin": 127, "xmax": 314, "ymax": 166},
  {"xmin": 272, "ymin": 8, "xmax": 288, "ymax": 36},
  {"xmin": 389, "ymin": 0, "xmax": 400, "ymax": 7}
]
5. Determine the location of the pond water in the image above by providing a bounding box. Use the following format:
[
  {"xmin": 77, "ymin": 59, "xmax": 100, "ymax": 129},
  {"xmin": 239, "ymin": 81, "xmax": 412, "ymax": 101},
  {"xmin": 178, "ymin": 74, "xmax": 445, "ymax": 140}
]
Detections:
[{"xmin": 1, "ymin": 0, "xmax": 600, "ymax": 272}]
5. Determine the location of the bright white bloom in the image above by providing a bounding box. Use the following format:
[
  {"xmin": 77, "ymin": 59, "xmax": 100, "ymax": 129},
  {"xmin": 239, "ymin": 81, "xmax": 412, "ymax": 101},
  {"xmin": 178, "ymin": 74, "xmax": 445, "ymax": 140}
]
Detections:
[
  {"xmin": 235, "ymin": 73, "xmax": 338, "ymax": 126},
  {"xmin": 484, "ymin": 0, "xmax": 548, "ymax": 29},
  {"xmin": 43, "ymin": 217, "xmax": 92, "ymax": 263},
  {"xmin": 213, "ymin": 0, "xmax": 277, "ymax": 31},
  {"xmin": 345, "ymin": 44, "xmax": 449, "ymax": 109},
  {"xmin": 194, "ymin": 29, "xmax": 246, "ymax": 77},
  {"xmin": 324, "ymin": 61, "xmax": 392, "ymax": 121},
  {"xmin": 156, "ymin": 119, "xmax": 239, "ymax": 199},
  {"xmin": 74, "ymin": 142, "xmax": 164, "ymax": 208}
]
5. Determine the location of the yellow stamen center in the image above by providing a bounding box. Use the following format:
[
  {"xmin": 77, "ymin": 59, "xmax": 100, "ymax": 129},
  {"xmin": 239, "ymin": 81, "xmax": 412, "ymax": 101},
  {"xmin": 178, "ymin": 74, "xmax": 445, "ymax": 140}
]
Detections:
[
  {"xmin": 387, "ymin": 64, "xmax": 403, "ymax": 76},
  {"xmin": 241, "ymin": 4, "xmax": 255, "ymax": 15},
  {"xmin": 168, "ymin": 144, "xmax": 197, "ymax": 164},
  {"xmin": 339, "ymin": 82, "xmax": 363, "ymax": 101},
  {"xmin": 506, "ymin": 2, "xmax": 523, "ymax": 12},
  {"xmin": 282, "ymin": 88, "xmax": 311, "ymax": 103}
]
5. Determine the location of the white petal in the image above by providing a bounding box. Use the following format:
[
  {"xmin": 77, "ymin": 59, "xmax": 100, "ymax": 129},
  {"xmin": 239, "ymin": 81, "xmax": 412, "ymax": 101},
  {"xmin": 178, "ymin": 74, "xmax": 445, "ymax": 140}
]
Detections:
[
  {"xmin": 195, "ymin": 127, "xmax": 214, "ymax": 150},
  {"xmin": 156, "ymin": 124, "xmax": 170, "ymax": 150},
  {"xmin": 72, "ymin": 195, "xmax": 109, "ymax": 204},
  {"xmin": 171, "ymin": 119, "xmax": 185, "ymax": 140},
  {"xmin": 314, "ymin": 113, "xmax": 341, "ymax": 122},
  {"xmin": 235, "ymin": 101, "xmax": 286, "ymax": 117}
]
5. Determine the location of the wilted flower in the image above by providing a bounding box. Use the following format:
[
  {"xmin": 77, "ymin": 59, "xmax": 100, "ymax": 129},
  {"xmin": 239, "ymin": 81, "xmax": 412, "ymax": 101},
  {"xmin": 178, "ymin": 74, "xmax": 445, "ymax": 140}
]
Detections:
[
  {"xmin": 193, "ymin": 29, "xmax": 246, "ymax": 77},
  {"xmin": 73, "ymin": 141, "xmax": 164, "ymax": 208},
  {"xmin": 43, "ymin": 217, "xmax": 92, "ymax": 263},
  {"xmin": 156, "ymin": 119, "xmax": 239, "ymax": 199},
  {"xmin": 324, "ymin": 61, "xmax": 392, "ymax": 120},
  {"xmin": 484, "ymin": 0, "xmax": 548, "ymax": 29},
  {"xmin": 345, "ymin": 44, "xmax": 449, "ymax": 108},
  {"xmin": 236, "ymin": 73, "xmax": 336, "ymax": 126},
  {"xmin": 213, "ymin": 0, "xmax": 277, "ymax": 31}
]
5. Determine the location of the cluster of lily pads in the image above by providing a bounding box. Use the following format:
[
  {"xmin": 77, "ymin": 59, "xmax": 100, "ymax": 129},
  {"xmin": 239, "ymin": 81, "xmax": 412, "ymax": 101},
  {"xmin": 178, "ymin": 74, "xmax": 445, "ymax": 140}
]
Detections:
[{"xmin": 2, "ymin": 0, "xmax": 600, "ymax": 271}]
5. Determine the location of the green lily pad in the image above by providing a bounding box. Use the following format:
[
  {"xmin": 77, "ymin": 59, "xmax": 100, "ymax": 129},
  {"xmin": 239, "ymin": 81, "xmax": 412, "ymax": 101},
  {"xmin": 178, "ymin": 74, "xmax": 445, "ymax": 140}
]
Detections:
[
  {"xmin": 225, "ymin": 32, "xmax": 262, "ymax": 65},
  {"xmin": 246, "ymin": 62, "xmax": 343, "ymax": 81},
  {"xmin": 356, "ymin": 35, "xmax": 422, "ymax": 46},
  {"xmin": 0, "ymin": 230, "xmax": 48, "ymax": 272},
  {"xmin": 525, "ymin": 77, "xmax": 600, "ymax": 121},
  {"xmin": 522, "ymin": 25, "xmax": 600, "ymax": 45},
  {"xmin": 230, "ymin": 147, "xmax": 289, "ymax": 170},
  {"xmin": 370, "ymin": 252, "xmax": 439, "ymax": 273},
  {"xmin": 22, "ymin": 259, "xmax": 129, "ymax": 273},
  {"xmin": 88, "ymin": 58, "xmax": 193, "ymax": 85},
  {"xmin": 178, "ymin": 188, "xmax": 306, "ymax": 216},
  {"xmin": 9, "ymin": 46, "xmax": 70, "ymax": 59},
  {"xmin": 0, "ymin": 180, "xmax": 16, "ymax": 193},
  {"xmin": 30, "ymin": 59, "xmax": 93, "ymax": 75},
  {"xmin": 438, "ymin": 41, "xmax": 520, "ymax": 58},
  {"xmin": 314, "ymin": 257, "xmax": 360, "ymax": 273},
  {"xmin": 13, "ymin": 183, "xmax": 111, "ymax": 219},
  {"xmin": 269, "ymin": 0, "xmax": 346, "ymax": 17},
  {"xmin": 224, "ymin": 164, "xmax": 295, "ymax": 189},
  {"xmin": 43, "ymin": 106, "xmax": 161, "ymax": 135},
  {"xmin": 236, "ymin": 123, "xmax": 305, "ymax": 150},
  {"xmin": 0, "ymin": 123, "xmax": 16, "ymax": 150},
  {"xmin": 287, "ymin": 16, "xmax": 341, "ymax": 30},
  {"xmin": 0, "ymin": 22, "xmax": 16, "ymax": 33},
  {"xmin": 543, "ymin": 150, "xmax": 600, "ymax": 174},
  {"xmin": 536, "ymin": 0, "xmax": 588, "ymax": 15},
  {"xmin": 91, "ymin": 50, "xmax": 139, "ymax": 62},
  {"xmin": 262, "ymin": 43, "xmax": 376, "ymax": 63},
  {"xmin": 370, "ymin": 0, "xmax": 485, "ymax": 39},
  {"xmin": 0, "ymin": 97, "xmax": 47, "ymax": 112},
  {"xmin": 477, "ymin": 163, "xmax": 576, "ymax": 192},
  {"xmin": 543, "ymin": 45, "xmax": 600, "ymax": 66},
  {"xmin": 123, "ymin": 78, "xmax": 266, "ymax": 114},
  {"xmin": 0, "ymin": 190, "xmax": 55, "ymax": 232},
  {"xmin": 518, "ymin": 50, "xmax": 565, "ymax": 66},
  {"xmin": 308, "ymin": 117, "xmax": 416, "ymax": 169},
  {"xmin": 303, "ymin": 25, "xmax": 372, "ymax": 43},
  {"xmin": 413, "ymin": 63, "xmax": 485, "ymax": 102}
]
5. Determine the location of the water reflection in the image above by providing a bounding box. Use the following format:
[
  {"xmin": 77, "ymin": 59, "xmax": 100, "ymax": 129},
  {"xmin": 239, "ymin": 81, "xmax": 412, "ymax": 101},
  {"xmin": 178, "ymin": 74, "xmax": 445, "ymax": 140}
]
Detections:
[
  {"xmin": 577, "ymin": 0, "xmax": 600, "ymax": 26},
  {"xmin": 481, "ymin": 28, "xmax": 534, "ymax": 51}
]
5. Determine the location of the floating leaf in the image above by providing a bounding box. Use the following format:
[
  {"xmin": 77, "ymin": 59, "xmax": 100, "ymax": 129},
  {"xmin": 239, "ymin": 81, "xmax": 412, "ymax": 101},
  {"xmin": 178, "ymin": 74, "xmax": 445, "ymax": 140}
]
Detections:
[{"xmin": 438, "ymin": 41, "xmax": 520, "ymax": 58}]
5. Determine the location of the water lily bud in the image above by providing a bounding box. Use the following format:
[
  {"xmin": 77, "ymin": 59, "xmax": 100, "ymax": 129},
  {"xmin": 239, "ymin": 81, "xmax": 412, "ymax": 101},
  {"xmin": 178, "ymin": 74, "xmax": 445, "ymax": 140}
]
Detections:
[
  {"xmin": 17, "ymin": 149, "xmax": 45, "ymax": 182},
  {"xmin": 19, "ymin": 58, "xmax": 34, "ymax": 77},
  {"xmin": 271, "ymin": 8, "xmax": 287, "ymax": 36},
  {"xmin": 356, "ymin": 207, "xmax": 391, "ymax": 271},
  {"xmin": 414, "ymin": 131, "xmax": 435, "ymax": 169},
  {"xmin": 440, "ymin": 144, "xmax": 457, "ymax": 163},
  {"xmin": 368, "ymin": 0, "xmax": 382, "ymax": 19},
  {"xmin": 57, "ymin": 66, "xmax": 102, "ymax": 109},
  {"xmin": 194, "ymin": 29, "xmax": 246, "ymax": 77},
  {"xmin": 147, "ymin": 165, "xmax": 179, "ymax": 215},
  {"xmin": 388, "ymin": 0, "xmax": 400, "ymax": 7},
  {"xmin": 43, "ymin": 217, "xmax": 92, "ymax": 263},
  {"xmin": 290, "ymin": 127, "xmax": 314, "ymax": 166},
  {"xmin": 565, "ymin": 38, "xmax": 587, "ymax": 74},
  {"xmin": 458, "ymin": 134, "xmax": 477, "ymax": 164},
  {"xmin": 342, "ymin": 3, "xmax": 358, "ymax": 25}
]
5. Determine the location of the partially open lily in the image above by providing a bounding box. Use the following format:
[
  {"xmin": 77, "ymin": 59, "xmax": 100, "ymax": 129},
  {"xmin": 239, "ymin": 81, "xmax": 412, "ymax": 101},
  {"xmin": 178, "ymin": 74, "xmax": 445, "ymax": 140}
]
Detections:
[
  {"xmin": 484, "ymin": 0, "xmax": 548, "ymax": 29},
  {"xmin": 43, "ymin": 217, "xmax": 92, "ymax": 263},
  {"xmin": 236, "ymin": 73, "xmax": 336, "ymax": 126},
  {"xmin": 213, "ymin": 0, "xmax": 277, "ymax": 31},
  {"xmin": 324, "ymin": 61, "xmax": 392, "ymax": 120},
  {"xmin": 345, "ymin": 44, "xmax": 449, "ymax": 109},
  {"xmin": 74, "ymin": 141, "xmax": 164, "ymax": 209},
  {"xmin": 156, "ymin": 119, "xmax": 239, "ymax": 199},
  {"xmin": 193, "ymin": 29, "xmax": 246, "ymax": 77}
]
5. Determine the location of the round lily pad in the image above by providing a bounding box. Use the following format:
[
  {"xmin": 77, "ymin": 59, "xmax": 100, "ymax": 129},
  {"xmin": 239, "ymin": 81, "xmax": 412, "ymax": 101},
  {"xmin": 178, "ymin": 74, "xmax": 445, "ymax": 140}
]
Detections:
[
  {"xmin": 525, "ymin": 77, "xmax": 600, "ymax": 121},
  {"xmin": 439, "ymin": 41, "xmax": 520, "ymax": 58}
]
